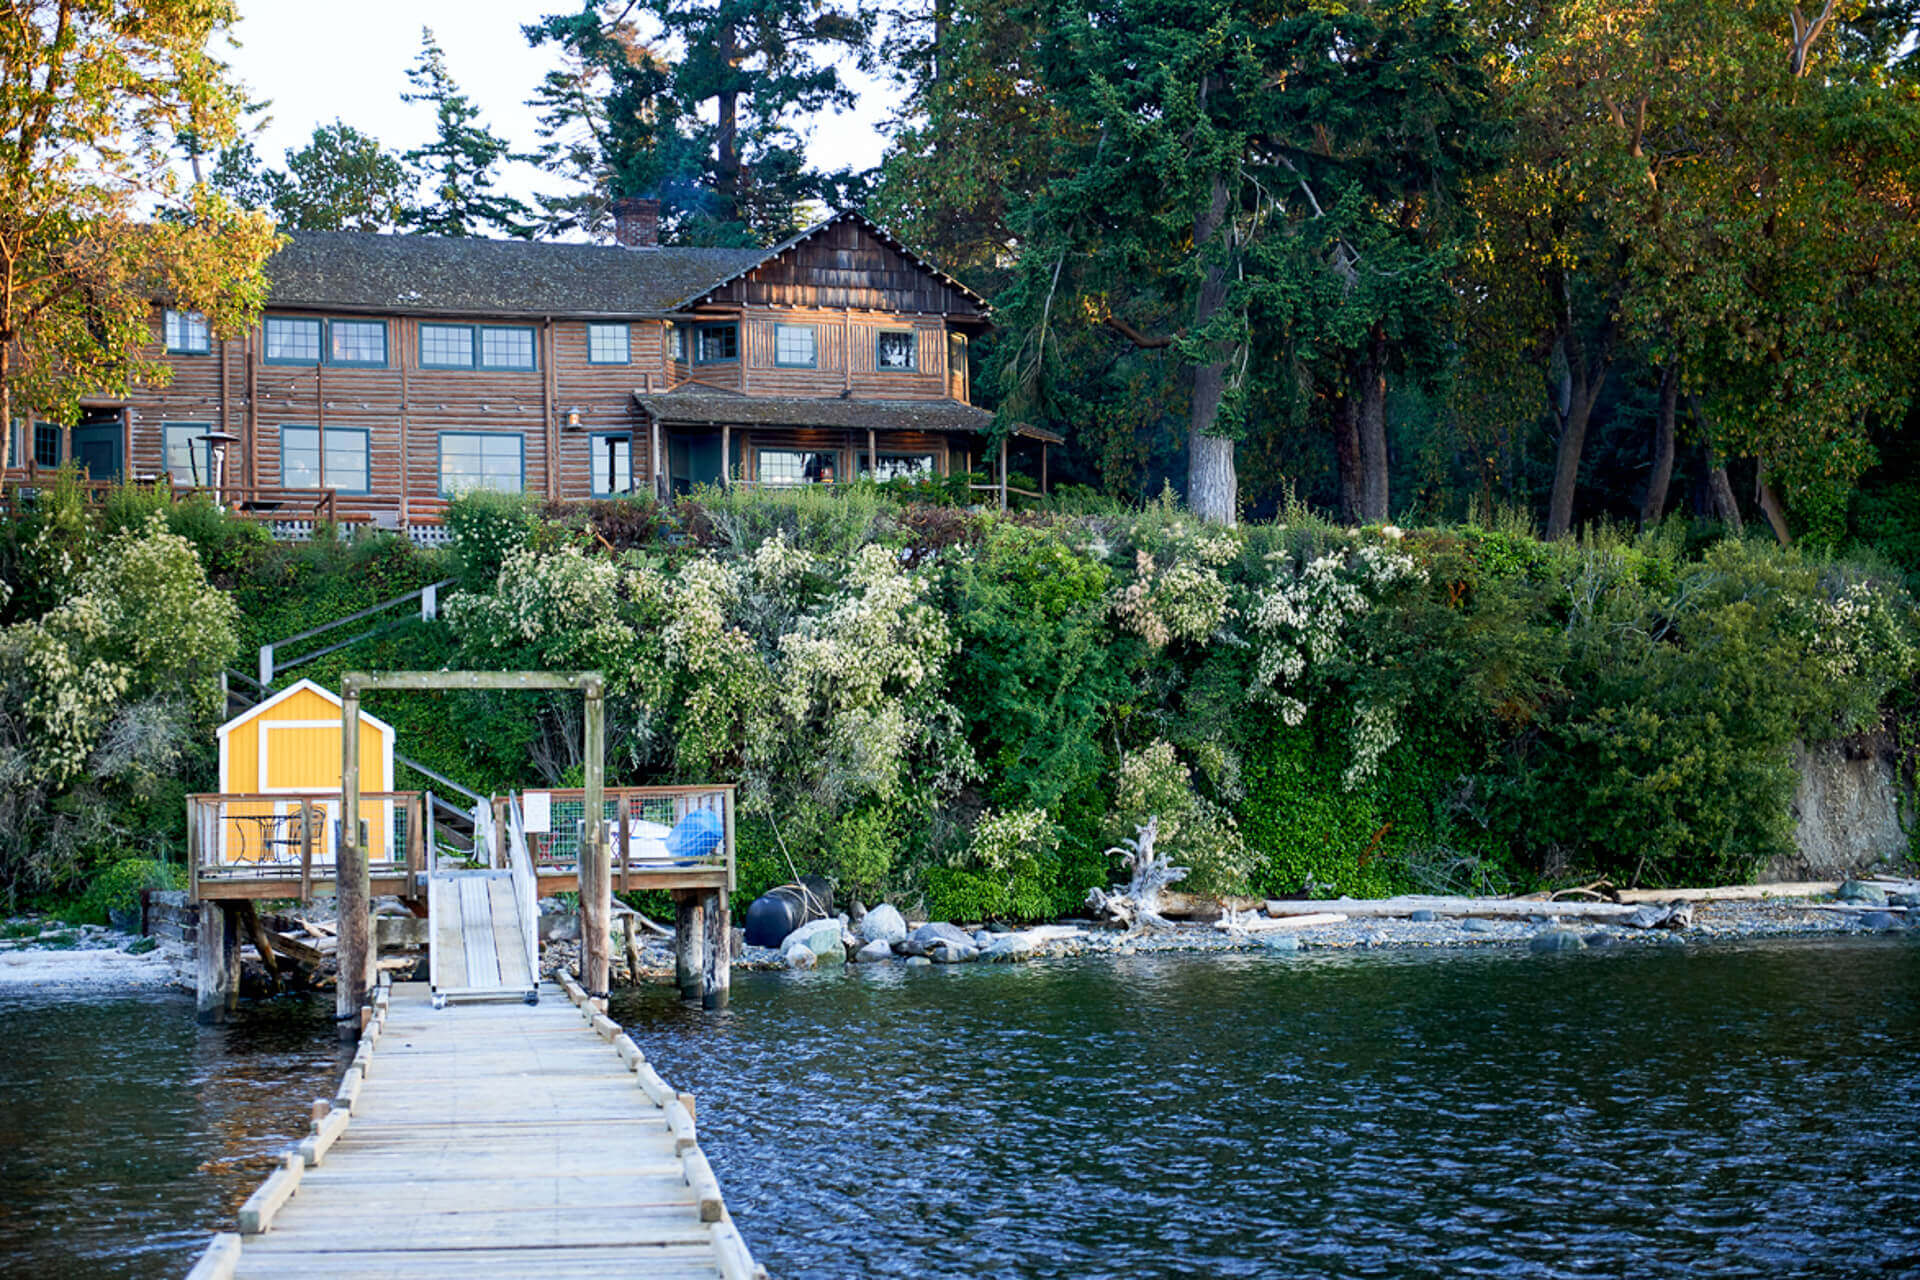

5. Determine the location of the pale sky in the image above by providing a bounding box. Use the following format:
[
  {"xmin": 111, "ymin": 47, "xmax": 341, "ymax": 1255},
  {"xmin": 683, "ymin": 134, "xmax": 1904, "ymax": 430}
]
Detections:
[{"xmin": 219, "ymin": 0, "xmax": 902, "ymax": 228}]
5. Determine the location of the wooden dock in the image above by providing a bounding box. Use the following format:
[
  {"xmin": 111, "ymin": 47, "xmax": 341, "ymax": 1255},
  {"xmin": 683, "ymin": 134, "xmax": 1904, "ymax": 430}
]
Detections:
[{"xmin": 187, "ymin": 975, "xmax": 764, "ymax": 1280}]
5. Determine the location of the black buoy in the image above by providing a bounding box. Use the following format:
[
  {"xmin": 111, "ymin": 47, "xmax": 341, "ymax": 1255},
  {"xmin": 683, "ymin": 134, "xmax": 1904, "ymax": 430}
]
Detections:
[{"xmin": 743, "ymin": 876, "xmax": 835, "ymax": 948}]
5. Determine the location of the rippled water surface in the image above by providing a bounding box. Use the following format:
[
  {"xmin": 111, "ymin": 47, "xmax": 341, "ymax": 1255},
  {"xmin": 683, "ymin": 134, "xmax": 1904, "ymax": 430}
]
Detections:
[
  {"xmin": 614, "ymin": 939, "xmax": 1920, "ymax": 1280},
  {"xmin": 0, "ymin": 990, "xmax": 345, "ymax": 1279},
  {"xmin": 2, "ymin": 938, "xmax": 1916, "ymax": 1278}
]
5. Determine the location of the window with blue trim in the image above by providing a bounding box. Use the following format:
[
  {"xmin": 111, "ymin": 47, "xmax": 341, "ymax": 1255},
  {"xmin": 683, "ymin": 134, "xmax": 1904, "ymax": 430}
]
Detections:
[
  {"xmin": 480, "ymin": 327, "xmax": 536, "ymax": 370},
  {"xmin": 328, "ymin": 320, "xmax": 387, "ymax": 367},
  {"xmin": 590, "ymin": 432, "xmax": 633, "ymax": 495},
  {"xmin": 419, "ymin": 324, "xmax": 474, "ymax": 368},
  {"xmin": 164, "ymin": 309, "xmax": 210, "ymax": 354},
  {"xmin": 774, "ymin": 324, "xmax": 816, "ymax": 368},
  {"xmin": 587, "ymin": 324, "xmax": 630, "ymax": 365},
  {"xmin": 439, "ymin": 432, "xmax": 523, "ymax": 495},
  {"xmin": 281, "ymin": 426, "xmax": 370, "ymax": 493},
  {"xmin": 264, "ymin": 316, "xmax": 322, "ymax": 363},
  {"xmin": 694, "ymin": 324, "xmax": 737, "ymax": 364},
  {"xmin": 162, "ymin": 423, "xmax": 211, "ymax": 486},
  {"xmin": 33, "ymin": 423, "xmax": 60, "ymax": 467}
]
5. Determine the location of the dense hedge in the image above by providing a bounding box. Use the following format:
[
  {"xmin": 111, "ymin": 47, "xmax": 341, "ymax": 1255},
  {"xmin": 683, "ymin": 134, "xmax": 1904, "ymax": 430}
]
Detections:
[{"xmin": 1, "ymin": 475, "xmax": 1914, "ymax": 914}]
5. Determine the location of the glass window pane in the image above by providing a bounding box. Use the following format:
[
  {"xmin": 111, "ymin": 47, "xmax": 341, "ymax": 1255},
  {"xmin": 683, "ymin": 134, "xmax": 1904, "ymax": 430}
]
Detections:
[
  {"xmin": 282, "ymin": 427, "xmax": 319, "ymax": 488},
  {"xmin": 165, "ymin": 310, "xmax": 210, "ymax": 353},
  {"xmin": 420, "ymin": 325, "xmax": 474, "ymax": 367},
  {"xmin": 163, "ymin": 425, "xmax": 208, "ymax": 485},
  {"xmin": 440, "ymin": 432, "xmax": 520, "ymax": 494},
  {"xmin": 587, "ymin": 324, "xmax": 629, "ymax": 364},
  {"xmin": 861, "ymin": 452, "xmax": 937, "ymax": 481},
  {"xmin": 696, "ymin": 325, "xmax": 737, "ymax": 363},
  {"xmin": 330, "ymin": 321, "xmax": 386, "ymax": 365},
  {"xmin": 757, "ymin": 449, "xmax": 837, "ymax": 486},
  {"xmin": 774, "ymin": 325, "xmax": 815, "ymax": 367},
  {"xmin": 876, "ymin": 331, "xmax": 915, "ymax": 370},
  {"xmin": 265, "ymin": 317, "xmax": 321, "ymax": 362},
  {"xmin": 592, "ymin": 435, "xmax": 632, "ymax": 494},
  {"xmin": 480, "ymin": 327, "xmax": 535, "ymax": 369}
]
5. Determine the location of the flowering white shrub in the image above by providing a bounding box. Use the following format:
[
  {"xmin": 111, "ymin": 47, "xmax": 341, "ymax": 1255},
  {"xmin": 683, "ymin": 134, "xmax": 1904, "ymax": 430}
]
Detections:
[
  {"xmin": 1246, "ymin": 542, "xmax": 1423, "ymax": 787},
  {"xmin": 1112, "ymin": 545, "xmax": 1234, "ymax": 648},
  {"xmin": 1, "ymin": 515, "xmax": 235, "ymax": 785},
  {"xmin": 958, "ymin": 806, "xmax": 1058, "ymax": 874},
  {"xmin": 1110, "ymin": 738, "xmax": 1252, "ymax": 892}
]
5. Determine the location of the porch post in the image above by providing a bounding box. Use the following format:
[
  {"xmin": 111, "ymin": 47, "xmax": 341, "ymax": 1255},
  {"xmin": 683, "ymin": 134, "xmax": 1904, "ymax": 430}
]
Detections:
[
  {"xmin": 338, "ymin": 679, "xmax": 368, "ymax": 1038},
  {"xmin": 721, "ymin": 424, "xmax": 732, "ymax": 488},
  {"xmin": 651, "ymin": 417, "xmax": 664, "ymax": 501}
]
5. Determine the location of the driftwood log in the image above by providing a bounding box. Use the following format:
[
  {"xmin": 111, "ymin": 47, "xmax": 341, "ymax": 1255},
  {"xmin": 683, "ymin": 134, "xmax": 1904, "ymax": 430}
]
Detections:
[{"xmin": 1086, "ymin": 818, "xmax": 1188, "ymax": 930}]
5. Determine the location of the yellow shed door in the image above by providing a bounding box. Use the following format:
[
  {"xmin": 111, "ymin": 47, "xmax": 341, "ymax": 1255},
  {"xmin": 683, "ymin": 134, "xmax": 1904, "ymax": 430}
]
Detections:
[{"xmin": 259, "ymin": 721, "xmax": 390, "ymax": 864}]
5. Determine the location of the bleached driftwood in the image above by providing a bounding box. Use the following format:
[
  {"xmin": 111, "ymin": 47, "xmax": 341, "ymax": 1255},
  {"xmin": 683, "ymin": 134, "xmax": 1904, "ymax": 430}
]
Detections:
[
  {"xmin": 1086, "ymin": 818, "xmax": 1188, "ymax": 930},
  {"xmin": 1216, "ymin": 911, "xmax": 1349, "ymax": 933}
]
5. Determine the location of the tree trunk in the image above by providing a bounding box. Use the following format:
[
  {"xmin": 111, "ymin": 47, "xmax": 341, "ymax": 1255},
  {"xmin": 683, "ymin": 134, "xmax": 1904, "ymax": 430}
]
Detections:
[
  {"xmin": 1755, "ymin": 465, "xmax": 1792, "ymax": 546},
  {"xmin": 1185, "ymin": 169, "xmax": 1238, "ymax": 525},
  {"xmin": 1, "ymin": 342, "xmax": 10, "ymax": 473},
  {"xmin": 1544, "ymin": 285, "xmax": 1614, "ymax": 540},
  {"xmin": 716, "ymin": 22, "xmax": 740, "ymax": 223},
  {"xmin": 1707, "ymin": 462, "xmax": 1743, "ymax": 534},
  {"xmin": 1639, "ymin": 363, "xmax": 1678, "ymax": 529},
  {"xmin": 1333, "ymin": 393, "xmax": 1363, "ymax": 523},
  {"xmin": 1357, "ymin": 326, "xmax": 1390, "ymax": 522}
]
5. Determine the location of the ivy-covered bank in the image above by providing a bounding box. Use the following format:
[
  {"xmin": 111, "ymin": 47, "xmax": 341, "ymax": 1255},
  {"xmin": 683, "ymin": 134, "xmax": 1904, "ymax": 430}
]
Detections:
[{"xmin": 1, "ymin": 476, "xmax": 1916, "ymax": 920}]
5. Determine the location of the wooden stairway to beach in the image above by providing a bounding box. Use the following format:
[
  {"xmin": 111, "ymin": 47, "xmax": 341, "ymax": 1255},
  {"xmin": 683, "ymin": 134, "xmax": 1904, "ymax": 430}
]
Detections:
[{"xmin": 186, "ymin": 976, "xmax": 763, "ymax": 1280}]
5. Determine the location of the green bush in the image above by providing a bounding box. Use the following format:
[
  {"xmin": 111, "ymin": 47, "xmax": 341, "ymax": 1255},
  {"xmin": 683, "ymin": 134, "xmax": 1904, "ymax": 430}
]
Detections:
[{"xmin": 64, "ymin": 856, "xmax": 186, "ymax": 927}]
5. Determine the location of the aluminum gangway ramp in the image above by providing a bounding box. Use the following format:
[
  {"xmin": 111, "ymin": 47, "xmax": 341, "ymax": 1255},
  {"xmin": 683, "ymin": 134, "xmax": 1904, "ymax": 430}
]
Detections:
[
  {"xmin": 187, "ymin": 975, "xmax": 766, "ymax": 1280},
  {"xmin": 428, "ymin": 798, "xmax": 540, "ymax": 1007}
]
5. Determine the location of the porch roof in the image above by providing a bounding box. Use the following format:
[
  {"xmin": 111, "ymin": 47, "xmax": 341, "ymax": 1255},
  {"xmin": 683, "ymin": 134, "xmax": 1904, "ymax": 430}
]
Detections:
[{"xmin": 630, "ymin": 390, "xmax": 1063, "ymax": 444}]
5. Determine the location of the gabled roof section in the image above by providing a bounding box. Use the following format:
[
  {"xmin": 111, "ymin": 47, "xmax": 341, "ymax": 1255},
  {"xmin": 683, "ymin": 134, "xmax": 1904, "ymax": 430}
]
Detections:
[
  {"xmin": 217, "ymin": 678, "xmax": 397, "ymax": 740},
  {"xmin": 634, "ymin": 389, "xmax": 996, "ymax": 434},
  {"xmin": 671, "ymin": 211, "xmax": 991, "ymax": 317},
  {"xmin": 266, "ymin": 232, "xmax": 765, "ymax": 319}
]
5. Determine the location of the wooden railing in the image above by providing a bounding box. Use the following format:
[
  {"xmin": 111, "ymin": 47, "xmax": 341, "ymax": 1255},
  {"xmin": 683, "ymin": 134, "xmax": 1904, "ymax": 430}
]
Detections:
[
  {"xmin": 0, "ymin": 476, "xmax": 339, "ymax": 526},
  {"xmin": 515, "ymin": 784, "xmax": 736, "ymax": 892},
  {"xmin": 187, "ymin": 791, "xmax": 426, "ymax": 900}
]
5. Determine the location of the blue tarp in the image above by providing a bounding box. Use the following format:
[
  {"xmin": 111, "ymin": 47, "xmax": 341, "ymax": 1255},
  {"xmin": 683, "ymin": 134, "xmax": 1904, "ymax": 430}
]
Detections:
[{"xmin": 666, "ymin": 809, "xmax": 724, "ymax": 861}]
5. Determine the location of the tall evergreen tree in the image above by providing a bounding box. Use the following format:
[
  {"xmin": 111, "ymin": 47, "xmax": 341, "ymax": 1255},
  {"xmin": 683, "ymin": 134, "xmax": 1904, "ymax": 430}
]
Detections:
[{"xmin": 401, "ymin": 28, "xmax": 534, "ymax": 239}]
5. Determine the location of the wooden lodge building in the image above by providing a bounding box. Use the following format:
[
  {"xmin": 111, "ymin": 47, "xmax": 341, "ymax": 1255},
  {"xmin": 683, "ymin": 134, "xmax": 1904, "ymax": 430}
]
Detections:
[{"xmin": 4, "ymin": 203, "xmax": 1057, "ymax": 535}]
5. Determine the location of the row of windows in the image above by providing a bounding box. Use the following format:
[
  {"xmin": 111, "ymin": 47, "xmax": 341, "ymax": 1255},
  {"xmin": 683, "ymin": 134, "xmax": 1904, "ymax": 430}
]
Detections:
[
  {"xmin": 163, "ymin": 310, "xmax": 927, "ymax": 373},
  {"xmin": 152, "ymin": 423, "xmax": 936, "ymax": 497}
]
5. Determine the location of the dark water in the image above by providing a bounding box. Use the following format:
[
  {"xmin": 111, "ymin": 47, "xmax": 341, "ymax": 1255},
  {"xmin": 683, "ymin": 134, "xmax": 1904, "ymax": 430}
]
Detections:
[
  {"xmin": 613, "ymin": 939, "xmax": 1920, "ymax": 1280},
  {"xmin": 2, "ymin": 940, "xmax": 1916, "ymax": 1278},
  {"xmin": 0, "ymin": 990, "xmax": 346, "ymax": 1279}
]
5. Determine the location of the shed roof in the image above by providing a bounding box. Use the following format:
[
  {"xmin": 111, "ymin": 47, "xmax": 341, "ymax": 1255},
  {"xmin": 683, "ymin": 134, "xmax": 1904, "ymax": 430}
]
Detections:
[
  {"xmin": 265, "ymin": 232, "xmax": 766, "ymax": 319},
  {"xmin": 216, "ymin": 678, "xmax": 397, "ymax": 741}
]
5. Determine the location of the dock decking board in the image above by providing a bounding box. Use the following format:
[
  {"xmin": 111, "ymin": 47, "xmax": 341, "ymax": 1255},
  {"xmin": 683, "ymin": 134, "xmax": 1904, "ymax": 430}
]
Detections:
[{"xmin": 200, "ymin": 980, "xmax": 763, "ymax": 1280}]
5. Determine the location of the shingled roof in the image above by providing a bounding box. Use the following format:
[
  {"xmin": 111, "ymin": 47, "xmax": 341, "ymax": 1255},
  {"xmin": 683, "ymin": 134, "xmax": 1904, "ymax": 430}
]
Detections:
[
  {"xmin": 631, "ymin": 390, "xmax": 1064, "ymax": 443},
  {"xmin": 265, "ymin": 232, "xmax": 765, "ymax": 318}
]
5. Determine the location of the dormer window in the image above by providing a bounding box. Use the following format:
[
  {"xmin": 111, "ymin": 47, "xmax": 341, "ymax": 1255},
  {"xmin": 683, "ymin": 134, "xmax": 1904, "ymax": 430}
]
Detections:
[
  {"xmin": 164, "ymin": 309, "xmax": 210, "ymax": 354},
  {"xmin": 876, "ymin": 330, "xmax": 916, "ymax": 371},
  {"xmin": 695, "ymin": 324, "xmax": 737, "ymax": 364}
]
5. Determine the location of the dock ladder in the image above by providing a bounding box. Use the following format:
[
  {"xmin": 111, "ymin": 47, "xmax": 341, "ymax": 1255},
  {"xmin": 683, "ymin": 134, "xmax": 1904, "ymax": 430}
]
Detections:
[{"xmin": 427, "ymin": 796, "xmax": 541, "ymax": 1008}]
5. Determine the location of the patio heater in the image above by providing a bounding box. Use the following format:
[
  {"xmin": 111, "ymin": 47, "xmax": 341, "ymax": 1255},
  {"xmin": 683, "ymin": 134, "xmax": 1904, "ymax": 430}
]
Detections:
[{"xmin": 194, "ymin": 430, "xmax": 241, "ymax": 507}]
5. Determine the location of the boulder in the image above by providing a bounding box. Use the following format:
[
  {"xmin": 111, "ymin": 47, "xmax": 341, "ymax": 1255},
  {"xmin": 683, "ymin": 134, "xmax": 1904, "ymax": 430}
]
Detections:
[
  {"xmin": 1582, "ymin": 931, "xmax": 1617, "ymax": 949},
  {"xmin": 1409, "ymin": 909, "xmax": 1437, "ymax": 923},
  {"xmin": 856, "ymin": 904, "xmax": 908, "ymax": 946},
  {"xmin": 1858, "ymin": 911, "xmax": 1901, "ymax": 931},
  {"xmin": 1260, "ymin": 933, "xmax": 1301, "ymax": 953},
  {"xmin": 983, "ymin": 933, "xmax": 1036, "ymax": 963},
  {"xmin": 780, "ymin": 918, "xmax": 846, "ymax": 964},
  {"xmin": 783, "ymin": 943, "xmax": 817, "ymax": 970},
  {"xmin": 1530, "ymin": 928, "xmax": 1587, "ymax": 953},
  {"xmin": 930, "ymin": 941, "xmax": 977, "ymax": 964},
  {"xmin": 1837, "ymin": 880, "xmax": 1889, "ymax": 907},
  {"xmin": 1460, "ymin": 917, "xmax": 1497, "ymax": 934},
  {"xmin": 903, "ymin": 922, "xmax": 972, "ymax": 956},
  {"xmin": 855, "ymin": 939, "xmax": 894, "ymax": 963},
  {"xmin": 905, "ymin": 955, "xmax": 932, "ymax": 967},
  {"xmin": 973, "ymin": 930, "xmax": 996, "ymax": 949}
]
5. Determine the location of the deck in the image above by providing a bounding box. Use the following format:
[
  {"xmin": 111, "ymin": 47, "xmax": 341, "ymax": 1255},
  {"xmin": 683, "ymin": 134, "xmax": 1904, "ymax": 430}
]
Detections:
[{"xmin": 187, "ymin": 976, "xmax": 764, "ymax": 1280}]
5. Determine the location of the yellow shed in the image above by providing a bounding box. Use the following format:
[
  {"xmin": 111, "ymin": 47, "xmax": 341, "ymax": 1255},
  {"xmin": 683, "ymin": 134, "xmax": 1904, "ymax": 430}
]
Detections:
[{"xmin": 215, "ymin": 679, "xmax": 396, "ymax": 868}]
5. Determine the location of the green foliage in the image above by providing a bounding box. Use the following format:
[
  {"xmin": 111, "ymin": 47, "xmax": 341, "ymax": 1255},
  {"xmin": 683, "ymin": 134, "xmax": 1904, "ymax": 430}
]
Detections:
[
  {"xmin": 63, "ymin": 856, "xmax": 186, "ymax": 927},
  {"xmin": 444, "ymin": 491, "xmax": 541, "ymax": 591}
]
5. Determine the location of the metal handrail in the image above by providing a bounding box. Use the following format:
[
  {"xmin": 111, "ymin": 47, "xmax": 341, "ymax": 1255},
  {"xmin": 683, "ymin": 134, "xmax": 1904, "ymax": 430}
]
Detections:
[{"xmin": 259, "ymin": 579, "xmax": 453, "ymax": 687}]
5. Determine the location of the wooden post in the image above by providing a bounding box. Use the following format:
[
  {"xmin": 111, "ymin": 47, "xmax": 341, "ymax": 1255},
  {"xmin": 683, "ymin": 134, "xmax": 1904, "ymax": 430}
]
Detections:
[
  {"xmin": 618, "ymin": 795, "xmax": 632, "ymax": 896},
  {"xmin": 581, "ymin": 676, "xmax": 610, "ymax": 996},
  {"xmin": 298, "ymin": 798, "xmax": 313, "ymax": 902},
  {"xmin": 721, "ymin": 424, "xmax": 731, "ymax": 488},
  {"xmin": 196, "ymin": 900, "xmax": 237, "ymax": 1021},
  {"xmin": 675, "ymin": 891, "xmax": 704, "ymax": 1000},
  {"xmin": 338, "ymin": 682, "xmax": 368, "ymax": 1038},
  {"xmin": 651, "ymin": 417, "xmax": 663, "ymax": 500},
  {"xmin": 702, "ymin": 889, "xmax": 730, "ymax": 1010},
  {"xmin": 238, "ymin": 901, "xmax": 281, "ymax": 983},
  {"xmin": 998, "ymin": 436, "xmax": 1008, "ymax": 511}
]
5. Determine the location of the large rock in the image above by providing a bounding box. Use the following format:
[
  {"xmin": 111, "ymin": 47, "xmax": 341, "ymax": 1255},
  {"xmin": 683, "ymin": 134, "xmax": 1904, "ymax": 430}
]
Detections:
[
  {"xmin": 783, "ymin": 942, "xmax": 817, "ymax": 970},
  {"xmin": 1837, "ymin": 880, "xmax": 1889, "ymax": 907},
  {"xmin": 1857, "ymin": 911, "xmax": 1901, "ymax": 931},
  {"xmin": 855, "ymin": 939, "xmax": 895, "ymax": 963},
  {"xmin": 1260, "ymin": 933, "xmax": 1301, "ymax": 953},
  {"xmin": 1530, "ymin": 928, "xmax": 1587, "ymax": 953},
  {"xmin": 901, "ymin": 922, "xmax": 972, "ymax": 957},
  {"xmin": 780, "ymin": 918, "xmax": 845, "ymax": 964},
  {"xmin": 1460, "ymin": 917, "xmax": 1497, "ymax": 934},
  {"xmin": 857, "ymin": 904, "xmax": 907, "ymax": 946},
  {"xmin": 930, "ymin": 941, "xmax": 977, "ymax": 964},
  {"xmin": 983, "ymin": 932, "xmax": 1036, "ymax": 963}
]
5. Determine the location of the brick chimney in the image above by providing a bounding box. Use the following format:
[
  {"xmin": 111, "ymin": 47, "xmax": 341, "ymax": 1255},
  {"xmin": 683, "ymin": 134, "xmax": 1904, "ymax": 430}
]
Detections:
[{"xmin": 610, "ymin": 197, "xmax": 660, "ymax": 249}]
